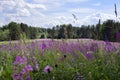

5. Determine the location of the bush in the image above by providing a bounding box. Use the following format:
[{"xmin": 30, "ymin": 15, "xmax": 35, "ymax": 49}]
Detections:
[{"xmin": 0, "ymin": 30, "xmax": 9, "ymax": 41}]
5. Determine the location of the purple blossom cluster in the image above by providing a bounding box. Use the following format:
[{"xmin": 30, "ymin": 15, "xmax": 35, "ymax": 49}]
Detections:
[
  {"xmin": 14, "ymin": 56, "xmax": 27, "ymax": 65},
  {"xmin": 13, "ymin": 55, "xmax": 39, "ymax": 80},
  {"xmin": 1, "ymin": 39, "xmax": 120, "ymax": 59},
  {"xmin": 13, "ymin": 64, "xmax": 33, "ymax": 80},
  {"xmin": 13, "ymin": 55, "xmax": 32, "ymax": 80}
]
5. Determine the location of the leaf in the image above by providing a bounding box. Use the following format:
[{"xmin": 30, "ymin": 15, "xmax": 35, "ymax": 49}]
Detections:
[{"xmin": 0, "ymin": 67, "xmax": 3, "ymax": 76}]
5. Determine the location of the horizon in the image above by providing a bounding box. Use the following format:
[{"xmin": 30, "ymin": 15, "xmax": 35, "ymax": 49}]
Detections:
[{"xmin": 0, "ymin": 0, "xmax": 120, "ymax": 28}]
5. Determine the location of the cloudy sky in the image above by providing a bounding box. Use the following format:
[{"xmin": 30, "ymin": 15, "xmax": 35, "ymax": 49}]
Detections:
[{"xmin": 0, "ymin": 0, "xmax": 120, "ymax": 28}]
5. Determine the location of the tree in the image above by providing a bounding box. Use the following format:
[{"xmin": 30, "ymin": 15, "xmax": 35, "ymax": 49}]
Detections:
[
  {"xmin": 8, "ymin": 22, "xmax": 21, "ymax": 40},
  {"xmin": 20, "ymin": 23, "xmax": 30, "ymax": 39},
  {"xmin": 29, "ymin": 27, "xmax": 39, "ymax": 39},
  {"xmin": 102, "ymin": 20, "xmax": 115, "ymax": 41},
  {"xmin": 58, "ymin": 24, "xmax": 67, "ymax": 39},
  {"xmin": 67, "ymin": 24, "xmax": 73, "ymax": 38},
  {"xmin": 0, "ymin": 29, "xmax": 9, "ymax": 41},
  {"xmin": 95, "ymin": 19, "xmax": 101, "ymax": 40}
]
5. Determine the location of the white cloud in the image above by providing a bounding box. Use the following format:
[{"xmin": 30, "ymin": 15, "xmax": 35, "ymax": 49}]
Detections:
[
  {"xmin": 49, "ymin": 12, "xmax": 119, "ymax": 27},
  {"xmin": 33, "ymin": 0, "xmax": 89, "ymax": 11},
  {"xmin": 3, "ymin": 13, "xmax": 22, "ymax": 22},
  {"xmin": 0, "ymin": 0, "xmax": 16, "ymax": 8},
  {"xmin": 16, "ymin": 0, "xmax": 26, "ymax": 8},
  {"xmin": 33, "ymin": 0, "xmax": 64, "ymax": 12},
  {"xmin": 31, "ymin": 10, "xmax": 45, "ymax": 17},
  {"xmin": 18, "ymin": 8, "xmax": 31, "ymax": 16},
  {"xmin": 56, "ymin": 16, "xmax": 69, "ymax": 20},
  {"xmin": 0, "ymin": 21, "xmax": 4, "ymax": 27},
  {"xmin": 0, "ymin": 0, "xmax": 47, "ymax": 25},
  {"xmin": 65, "ymin": 0, "xmax": 89, "ymax": 3},
  {"xmin": 34, "ymin": 0, "xmax": 88, "ymax": 3},
  {"xmin": 69, "ymin": 8, "xmax": 96, "ymax": 13},
  {"xmin": 21, "ymin": 15, "xmax": 74, "ymax": 28},
  {"xmin": 78, "ymin": 12, "xmax": 119, "ymax": 26},
  {"xmin": 33, "ymin": 0, "xmax": 60, "ymax": 3},
  {"xmin": 26, "ymin": 3, "xmax": 47, "ymax": 10},
  {"xmin": 4, "ymin": 11, "xmax": 117, "ymax": 28},
  {"xmin": 55, "ymin": 16, "xmax": 73, "ymax": 24}
]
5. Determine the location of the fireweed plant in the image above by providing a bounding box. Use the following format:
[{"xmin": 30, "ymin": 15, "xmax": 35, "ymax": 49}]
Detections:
[{"xmin": 0, "ymin": 39, "xmax": 120, "ymax": 80}]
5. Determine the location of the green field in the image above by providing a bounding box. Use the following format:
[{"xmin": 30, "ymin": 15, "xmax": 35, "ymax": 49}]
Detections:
[{"xmin": 0, "ymin": 39, "xmax": 120, "ymax": 80}]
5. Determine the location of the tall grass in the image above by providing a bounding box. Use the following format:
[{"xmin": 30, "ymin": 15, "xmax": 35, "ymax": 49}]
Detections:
[{"xmin": 0, "ymin": 39, "xmax": 120, "ymax": 80}]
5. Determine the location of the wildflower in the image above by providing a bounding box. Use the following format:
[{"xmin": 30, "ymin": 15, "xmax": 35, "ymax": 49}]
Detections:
[
  {"xmin": 20, "ymin": 56, "xmax": 27, "ymax": 65},
  {"xmin": 1, "ymin": 44, "xmax": 7, "ymax": 50},
  {"xmin": 35, "ymin": 63, "xmax": 39, "ymax": 71},
  {"xmin": 85, "ymin": 51, "xmax": 93, "ymax": 60},
  {"xmin": 25, "ymin": 65, "xmax": 33, "ymax": 72},
  {"xmin": 21, "ymin": 68, "xmax": 26, "ymax": 75},
  {"xmin": 14, "ymin": 56, "xmax": 21, "ymax": 65},
  {"xmin": 26, "ymin": 76, "xmax": 31, "ymax": 80},
  {"xmin": 44, "ymin": 65, "xmax": 53, "ymax": 73},
  {"xmin": 41, "ymin": 43, "xmax": 47, "ymax": 49},
  {"xmin": 14, "ymin": 56, "xmax": 27, "ymax": 65},
  {"xmin": 14, "ymin": 67, "xmax": 17, "ymax": 71},
  {"xmin": 19, "ymin": 72, "xmax": 24, "ymax": 77},
  {"xmin": 13, "ymin": 73, "xmax": 19, "ymax": 80}
]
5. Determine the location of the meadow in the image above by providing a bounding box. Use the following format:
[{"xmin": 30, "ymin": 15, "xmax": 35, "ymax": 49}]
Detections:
[{"xmin": 0, "ymin": 39, "xmax": 120, "ymax": 80}]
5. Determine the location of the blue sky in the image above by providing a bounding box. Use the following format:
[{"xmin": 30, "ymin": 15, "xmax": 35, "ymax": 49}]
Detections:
[{"xmin": 0, "ymin": 0, "xmax": 120, "ymax": 28}]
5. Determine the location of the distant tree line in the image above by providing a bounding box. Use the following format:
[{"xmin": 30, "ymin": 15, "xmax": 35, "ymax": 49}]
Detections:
[
  {"xmin": 0, "ymin": 19, "xmax": 120, "ymax": 42},
  {"xmin": 0, "ymin": 22, "xmax": 43, "ymax": 41}
]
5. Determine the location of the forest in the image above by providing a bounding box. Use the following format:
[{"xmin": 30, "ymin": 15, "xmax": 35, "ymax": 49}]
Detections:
[{"xmin": 0, "ymin": 19, "xmax": 120, "ymax": 42}]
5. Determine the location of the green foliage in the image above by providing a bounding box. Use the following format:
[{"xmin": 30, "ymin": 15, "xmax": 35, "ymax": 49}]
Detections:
[
  {"xmin": 0, "ymin": 29, "xmax": 9, "ymax": 41},
  {"xmin": 0, "ymin": 19, "xmax": 120, "ymax": 42},
  {"xmin": 40, "ymin": 34, "xmax": 45, "ymax": 38},
  {"xmin": 20, "ymin": 23, "xmax": 30, "ymax": 39},
  {"xmin": 29, "ymin": 27, "xmax": 39, "ymax": 39},
  {"xmin": 0, "ymin": 51, "xmax": 14, "ymax": 79},
  {"xmin": 8, "ymin": 22, "xmax": 21, "ymax": 40}
]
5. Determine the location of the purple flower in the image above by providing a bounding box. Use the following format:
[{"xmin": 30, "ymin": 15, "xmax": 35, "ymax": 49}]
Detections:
[
  {"xmin": 41, "ymin": 43, "xmax": 47, "ymax": 50},
  {"xmin": 25, "ymin": 65, "xmax": 33, "ymax": 72},
  {"xmin": 85, "ymin": 51, "xmax": 93, "ymax": 60},
  {"xmin": 20, "ymin": 56, "xmax": 27, "ymax": 65},
  {"xmin": 44, "ymin": 65, "xmax": 53, "ymax": 73},
  {"xmin": 1, "ymin": 44, "xmax": 7, "ymax": 50},
  {"xmin": 14, "ymin": 56, "xmax": 21, "ymax": 65},
  {"xmin": 13, "ymin": 44, "xmax": 19, "ymax": 50},
  {"xmin": 14, "ymin": 56, "xmax": 27, "ymax": 65},
  {"xmin": 35, "ymin": 63, "xmax": 39, "ymax": 71},
  {"xmin": 13, "ymin": 73, "xmax": 19, "ymax": 79},
  {"xmin": 26, "ymin": 76, "xmax": 31, "ymax": 80},
  {"xmin": 21, "ymin": 68, "xmax": 26, "ymax": 75}
]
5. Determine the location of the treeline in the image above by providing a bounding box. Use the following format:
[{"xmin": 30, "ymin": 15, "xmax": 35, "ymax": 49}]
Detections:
[
  {"xmin": 47, "ymin": 19, "xmax": 120, "ymax": 42},
  {"xmin": 0, "ymin": 20, "xmax": 120, "ymax": 42},
  {"xmin": 0, "ymin": 22, "xmax": 41, "ymax": 40}
]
